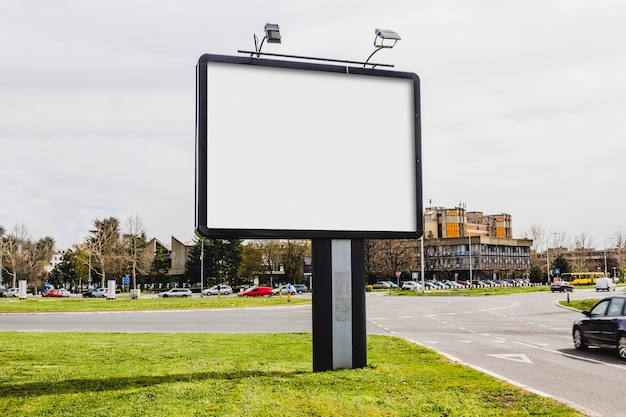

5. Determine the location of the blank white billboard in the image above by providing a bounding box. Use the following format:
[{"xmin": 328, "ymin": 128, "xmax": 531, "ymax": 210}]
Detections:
[{"xmin": 195, "ymin": 54, "xmax": 422, "ymax": 239}]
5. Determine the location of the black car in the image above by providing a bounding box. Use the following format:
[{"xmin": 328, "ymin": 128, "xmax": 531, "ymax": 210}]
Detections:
[
  {"xmin": 82, "ymin": 288, "xmax": 97, "ymax": 298},
  {"xmin": 550, "ymin": 281, "xmax": 573, "ymax": 292},
  {"xmin": 572, "ymin": 295, "xmax": 626, "ymax": 359}
]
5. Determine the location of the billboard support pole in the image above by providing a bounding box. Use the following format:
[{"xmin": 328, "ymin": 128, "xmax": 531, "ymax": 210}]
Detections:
[{"xmin": 312, "ymin": 238, "xmax": 366, "ymax": 371}]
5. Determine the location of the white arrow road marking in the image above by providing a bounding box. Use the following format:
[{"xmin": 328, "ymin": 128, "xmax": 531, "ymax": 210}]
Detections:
[{"xmin": 486, "ymin": 354, "xmax": 533, "ymax": 364}]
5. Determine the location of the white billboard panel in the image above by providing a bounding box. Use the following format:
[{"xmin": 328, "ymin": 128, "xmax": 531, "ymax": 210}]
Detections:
[{"xmin": 196, "ymin": 54, "xmax": 422, "ymax": 239}]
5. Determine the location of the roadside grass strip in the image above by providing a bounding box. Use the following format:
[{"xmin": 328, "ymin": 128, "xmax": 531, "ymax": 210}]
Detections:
[{"xmin": 0, "ymin": 333, "xmax": 584, "ymax": 416}]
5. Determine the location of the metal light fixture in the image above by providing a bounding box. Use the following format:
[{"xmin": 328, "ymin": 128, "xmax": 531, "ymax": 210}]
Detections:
[
  {"xmin": 253, "ymin": 23, "xmax": 281, "ymax": 56},
  {"xmin": 365, "ymin": 28, "xmax": 401, "ymax": 67},
  {"xmin": 264, "ymin": 23, "xmax": 281, "ymax": 44},
  {"xmin": 239, "ymin": 25, "xmax": 398, "ymax": 68}
]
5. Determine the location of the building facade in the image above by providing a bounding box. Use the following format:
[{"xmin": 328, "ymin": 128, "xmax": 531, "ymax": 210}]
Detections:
[{"xmin": 422, "ymin": 206, "xmax": 532, "ymax": 281}]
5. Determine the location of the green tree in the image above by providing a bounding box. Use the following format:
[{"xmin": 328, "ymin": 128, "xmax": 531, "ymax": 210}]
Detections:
[
  {"xmin": 282, "ymin": 240, "xmax": 310, "ymax": 284},
  {"xmin": 150, "ymin": 245, "xmax": 170, "ymax": 280},
  {"xmin": 48, "ymin": 250, "xmax": 78, "ymax": 288},
  {"xmin": 238, "ymin": 243, "xmax": 263, "ymax": 283},
  {"xmin": 185, "ymin": 238, "xmax": 242, "ymax": 287},
  {"xmin": 529, "ymin": 265, "xmax": 544, "ymax": 283},
  {"xmin": 551, "ymin": 254, "xmax": 571, "ymax": 279}
]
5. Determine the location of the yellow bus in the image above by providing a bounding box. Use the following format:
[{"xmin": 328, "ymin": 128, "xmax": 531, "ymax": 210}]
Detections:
[{"xmin": 560, "ymin": 272, "xmax": 606, "ymax": 285}]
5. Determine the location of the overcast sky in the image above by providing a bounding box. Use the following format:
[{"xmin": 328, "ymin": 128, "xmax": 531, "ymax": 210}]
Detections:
[{"xmin": 2, "ymin": 0, "xmax": 626, "ymax": 250}]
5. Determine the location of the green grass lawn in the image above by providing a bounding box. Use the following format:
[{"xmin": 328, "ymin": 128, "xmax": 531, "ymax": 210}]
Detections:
[
  {"xmin": 0, "ymin": 333, "xmax": 584, "ymax": 417},
  {"xmin": 0, "ymin": 295, "xmax": 310, "ymax": 313}
]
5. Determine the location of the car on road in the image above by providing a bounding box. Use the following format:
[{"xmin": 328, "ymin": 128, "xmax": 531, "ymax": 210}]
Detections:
[
  {"xmin": 3, "ymin": 288, "xmax": 19, "ymax": 297},
  {"xmin": 237, "ymin": 286, "xmax": 273, "ymax": 297},
  {"xmin": 158, "ymin": 288, "xmax": 193, "ymax": 298},
  {"xmin": 272, "ymin": 284, "xmax": 296, "ymax": 296},
  {"xmin": 573, "ymin": 295, "xmax": 626, "ymax": 359},
  {"xmin": 202, "ymin": 285, "xmax": 232, "ymax": 296},
  {"xmin": 595, "ymin": 277, "xmax": 616, "ymax": 292},
  {"xmin": 294, "ymin": 284, "xmax": 308, "ymax": 293},
  {"xmin": 550, "ymin": 281, "xmax": 573, "ymax": 292}
]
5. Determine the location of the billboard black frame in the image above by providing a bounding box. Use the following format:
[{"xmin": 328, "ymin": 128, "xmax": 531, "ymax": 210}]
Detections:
[{"xmin": 195, "ymin": 53, "xmax": 422, "ymax": 240}]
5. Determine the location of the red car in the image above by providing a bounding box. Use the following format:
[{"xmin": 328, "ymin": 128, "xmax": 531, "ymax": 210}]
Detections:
[
  {"xmin": 41, "ymin": 289, "xmax": 60, "ymax": 297},
  {"xmin": 237, "ymin": 286, "xmax": 273, "ymax": 297}
]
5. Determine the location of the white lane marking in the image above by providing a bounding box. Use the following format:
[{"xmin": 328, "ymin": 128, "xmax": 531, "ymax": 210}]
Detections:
[
  {"xmin": 486, "ymin": 353, "xmax": 533, "ymax": 364},
  {"xmin": 513, "ymin": 341, "xmax": 626, "ymax": 370}
]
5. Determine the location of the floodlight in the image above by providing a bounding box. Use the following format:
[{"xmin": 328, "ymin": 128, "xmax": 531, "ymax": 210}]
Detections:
[
  {"xmin": 264, "ymin": 23, "xmax": 281, "ymax": 44},
  {"xmin": 253, "ymin": 23, "xmax": 282, "ymax": 56},
  {"xmin": 374, "ymin": 29, "xmax": 401, "ymax": 47},
  {"xmin": 365, "ymin": 28, "xmax": 401, "ymax": 67}
]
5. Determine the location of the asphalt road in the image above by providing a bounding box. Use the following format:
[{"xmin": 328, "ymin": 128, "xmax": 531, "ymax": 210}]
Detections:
[
  {"xmin": 1, "ymin": 289, "xmax": 624, "ymax": 416},
  {"xmin": 366, "ymin": 289, "xmax": 624, "ymax": 417}
]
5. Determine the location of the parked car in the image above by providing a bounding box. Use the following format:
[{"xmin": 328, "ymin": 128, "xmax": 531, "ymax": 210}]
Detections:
[
  {"xmin": 3, "ymin": 288, "xmax": 19, "ymax": 297},
  {"xmin": 158, "ymin": 288, "xmax": 193, "ymax": 298},
  {"xmin": 423, "ymin": 281, "xmax": 437, "ymax": 289},
  {"xmin": 595, "ymin": 277, "xmax": 616, "ymax": 292},
  {"xmin": 202, "ymin": 285, "xmax": 232, "ymax": 296},
  {"xmin": 272, "ymin": 284, "xmax": 297, "ymax": 296},
  {"xmin": 57, "ymin": 288, "xmax": 72, "ymax": 297},
  {"xmin": 41, "ymin": 289, "xmax": 59, "ymax": 297},
  {"xmin": 294, "ymin": 284, "xmax": 308, "ymax": 293},
  {"xmin": 401, "ymin": 281, "xmax": 422, "ymax": 291},
  {"xmin": 573, "ymin": 295, "xmax": 626, "ymax": 359},
  {"xmin": 92, "ymin": 288, "xmax": 109, "ymax": 298},
  {"xmin": 0, "ymin": 288, "xmax": 5, "ymax": 297},
  {"xmin": 82, "ymin": 288, "xmax": 97, "ymax": 298},
  {"xmin": 550, "ymin": 281, "xmax": 573, "ymax": 292},
  {"xmin": 237, "ymin": 286, "xmax": 273, "ymax": 297}
]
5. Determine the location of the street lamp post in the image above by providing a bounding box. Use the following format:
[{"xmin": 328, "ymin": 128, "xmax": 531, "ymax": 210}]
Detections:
[
  {"xmin": 546, "ymin": 247, "xmax": 550, "ymax": 285},
  {"xmin": 469, "ymin": 233, "xmax": 473, "ymax": 283}
]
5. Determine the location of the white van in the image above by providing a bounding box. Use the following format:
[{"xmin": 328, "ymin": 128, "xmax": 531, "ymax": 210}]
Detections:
[{"xmin": 595, "ymin": 277, "xmax": 616, "ymax": 292}]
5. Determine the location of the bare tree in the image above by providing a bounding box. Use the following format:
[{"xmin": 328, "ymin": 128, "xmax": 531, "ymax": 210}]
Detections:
[
  {"xmin": 123, "ymin": 215, "xmax": 147, "ymax": 294},
  {"xmin": 609, "ymin": 230, "xmax": 626, "ymax": 280},
  {"xmin": 571, "ymin": 231, "xmax": 595, "ymax": 272},
  {"xmin": 87, "ymin": 217, "xmax": 122, "ymax": 288},
  {"xmin": 22, "ymin": 236, "xmax": 55, "ymax": 290},
  {"xmin": 2, "ymin": 224, "xmax": 31, "ymax": 287}
]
